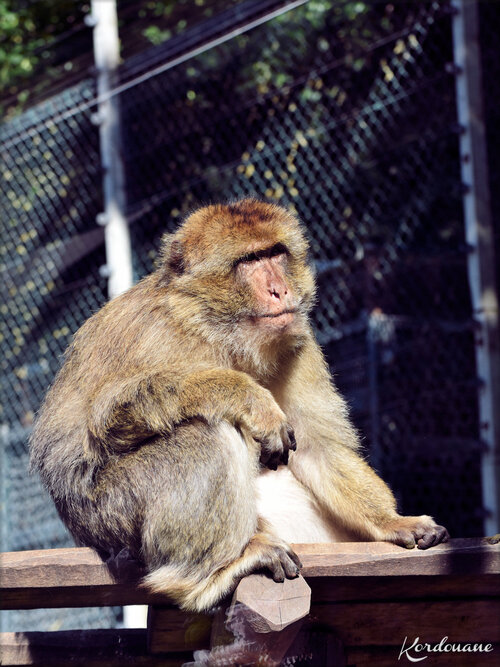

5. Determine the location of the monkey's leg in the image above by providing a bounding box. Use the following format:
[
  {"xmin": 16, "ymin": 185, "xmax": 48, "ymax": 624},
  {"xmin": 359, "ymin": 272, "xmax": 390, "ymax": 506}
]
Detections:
[
  {"xmin": 141, "ymin": 420, "xmax": 300, "ymax": 613},
  {"xmin": 290, "ymin": 446, "xmax": 449, "ymax": 549}
]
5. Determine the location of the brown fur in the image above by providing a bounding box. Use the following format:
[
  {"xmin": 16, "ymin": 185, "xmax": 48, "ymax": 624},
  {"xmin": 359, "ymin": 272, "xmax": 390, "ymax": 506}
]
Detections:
[{"xmin": 29, "ymin": 199, "xmax": 448, "ymax": 612}]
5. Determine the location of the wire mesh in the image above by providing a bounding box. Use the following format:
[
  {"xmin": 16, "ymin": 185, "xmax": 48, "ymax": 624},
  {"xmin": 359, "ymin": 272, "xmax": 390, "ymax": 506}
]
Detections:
[
  {"xmin": 479, "ymin": 1, "xmax": 500, "ymax": 298},
  {"xmin": 0, "ymin": 79, "xmax": 117, "ymax": 630},
  {"xmin": 1, "ymin": 0, "xmax": 497, "ymax": 632}
]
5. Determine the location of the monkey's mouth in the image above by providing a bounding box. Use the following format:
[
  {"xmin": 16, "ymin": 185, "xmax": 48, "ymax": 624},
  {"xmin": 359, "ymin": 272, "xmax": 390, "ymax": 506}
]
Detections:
[
  {"xmin": 257, "ymin": 308, "xmax": 298, "ymax": 319},
  {"xmin": 251, "ymin": 309, "xmax": 299, "ymax": 326}
]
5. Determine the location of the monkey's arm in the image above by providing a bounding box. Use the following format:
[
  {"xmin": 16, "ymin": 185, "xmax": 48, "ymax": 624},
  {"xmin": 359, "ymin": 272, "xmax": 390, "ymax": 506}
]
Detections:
[
  {"xmin": 285, "ymin": 341, "xmax": 449, "ymax": 549},
  {"xmin": 89, "ymin": 368, "xmax": 294, "ymax": 467}
]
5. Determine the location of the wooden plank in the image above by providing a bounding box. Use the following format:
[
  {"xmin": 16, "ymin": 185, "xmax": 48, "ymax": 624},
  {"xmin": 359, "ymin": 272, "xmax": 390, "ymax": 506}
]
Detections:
[
  {"xmin": 345, "ymin": 644, "xmax": 500, "ymax": 667},
  {"xmin": 296, "ymin": 538, "xmax": 500, "ymax": 577},
  {"xmin": 308, "ymin": 574, "xmax": 500, "ymax": 603},
  {"xmin": 147, "ymin": 607, "xmax": 212, "ymax": 654},
  {"xmin": 1, "ymin": 538, "xmax": 498, "ymax": 610},
  {"xmin": 0, "ymin": 548, "xmax": 161, "ymax": 610},
  {"xmin": 0, "ymin": 630, "xmax": 191, "ymax": 666},
  {"xmin": 311, "ymin": 599, "xmax": 500, "ymax": 646}
]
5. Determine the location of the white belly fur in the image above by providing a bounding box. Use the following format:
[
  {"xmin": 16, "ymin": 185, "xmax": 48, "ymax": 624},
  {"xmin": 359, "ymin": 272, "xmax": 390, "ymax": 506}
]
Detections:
[{"xmin": 256, "ymin": 466, "xmax": 355, "ymax": 544}]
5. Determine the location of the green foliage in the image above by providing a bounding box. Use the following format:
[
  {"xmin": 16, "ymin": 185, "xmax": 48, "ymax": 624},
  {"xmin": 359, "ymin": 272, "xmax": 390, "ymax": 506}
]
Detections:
[
  {"xmin": 0, "ymin": 0, "xmax": 41, "ymax": 86},
  {"xmin": 143, "ymin": 25, "xmax": 173, "ymax": 46},
  {"xmin": 0, "ymin": 0, "xmax": 90, "ymax": 116}
]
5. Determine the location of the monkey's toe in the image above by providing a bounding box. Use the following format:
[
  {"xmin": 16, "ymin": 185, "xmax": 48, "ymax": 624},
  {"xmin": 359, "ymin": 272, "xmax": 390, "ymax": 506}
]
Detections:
[
  {"xmin": 269, "ymin": 560, "xmax": 286, "ymax": 583},
  {"xmin": 259, "ymin": 544, "xmax": 301, "ymax": 582},
  {"xmin": 417, "ymin": 525, "xmax": 449, "ymax": 550}
]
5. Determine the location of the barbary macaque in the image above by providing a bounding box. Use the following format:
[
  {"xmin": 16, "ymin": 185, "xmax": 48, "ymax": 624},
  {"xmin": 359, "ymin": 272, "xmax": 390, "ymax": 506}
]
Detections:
[{"xmin": 30, "ymin": 199, "xmax": 448, "ymax": 612}]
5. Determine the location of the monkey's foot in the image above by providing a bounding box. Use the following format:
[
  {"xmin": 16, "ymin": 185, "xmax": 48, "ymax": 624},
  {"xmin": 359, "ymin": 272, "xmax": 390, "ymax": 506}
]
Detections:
[
  {"xmin": 383, "ymin": 515, "xmax": 450, "ymax": 550},
  {"xmin": 247, "ymin": 522, "xmax": 302, "ymax": 582}
]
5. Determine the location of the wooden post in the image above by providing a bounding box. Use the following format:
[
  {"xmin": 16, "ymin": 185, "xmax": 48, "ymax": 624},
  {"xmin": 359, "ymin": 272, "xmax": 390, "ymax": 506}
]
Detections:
[
  {"xmin": 227, "ymin": 572, "xmax": 311, "ymax": 633},
  {"xmin": 147, "ymin": 573, "xmax": 311, "ymax": 662},
  {"xmin": 452, "ymin": 0, "xmax": 500, "ymax": 535}
]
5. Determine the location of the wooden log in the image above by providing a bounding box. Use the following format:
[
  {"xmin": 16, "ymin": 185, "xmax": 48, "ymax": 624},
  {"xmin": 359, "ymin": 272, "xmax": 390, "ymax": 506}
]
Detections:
[
  {"xmin": 190, "ymin": 574, "xmax": 311, "ymax": 666},
  {"xmin": 1, "ymin": 538, "xmax": 498, "ymax": 610},
  {"xmin": 228, "ymin": 572, "xmax": 311, "ymax": 633},
  {"xmin": 147, "ymin": 574, "xmax": 311, "ymax": 655}
]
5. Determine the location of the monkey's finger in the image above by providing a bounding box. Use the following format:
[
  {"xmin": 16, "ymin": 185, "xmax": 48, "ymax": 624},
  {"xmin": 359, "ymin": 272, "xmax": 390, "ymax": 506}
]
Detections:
[
  {"xmin": 286, "ymin": 548, "xmax": 303, "ymax": 571},
  {"xmin": 263, "ymin": 448, "xmax": 281, "ymax": 470},
  {"xmin": 280, "ymin": 556, "xmax": 300, "ymax": 579},
  {"xmin": 258, "ymin": 441, "xmax": 278, "ymax": 469},
  {"xmin": 268, "ymin": 558, "xmax": 286, "ymax": 583},
  {"xmin": 279, "ymin": 425, "xmax": 295, "ymax": 462}
]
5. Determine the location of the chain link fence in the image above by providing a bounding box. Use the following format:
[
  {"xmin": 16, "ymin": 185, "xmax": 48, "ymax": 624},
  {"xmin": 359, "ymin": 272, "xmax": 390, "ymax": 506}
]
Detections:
[
  {"xmin": 1, "ymin": 0, "xmax": 498, "ymax": 632},
  {"xmin": 480, "ymin": 0, "xmax": 500, "ymax": 298},
  {"xmin": 0, "ymin": 79, "xmax": 118, "ymax": 630}
]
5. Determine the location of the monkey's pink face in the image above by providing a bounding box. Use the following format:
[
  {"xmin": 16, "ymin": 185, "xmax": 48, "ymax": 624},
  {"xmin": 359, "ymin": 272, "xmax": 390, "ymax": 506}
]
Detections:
[{"xmin": 234, "ymin": 243, "xmax": 301, "ymax": 332}]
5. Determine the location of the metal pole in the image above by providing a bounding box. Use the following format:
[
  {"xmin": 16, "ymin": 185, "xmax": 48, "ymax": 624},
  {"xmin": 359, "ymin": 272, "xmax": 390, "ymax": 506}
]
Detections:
[
  {"xmin": 88, "ymin": 0, "xmax": 140, "ymax": 630},
  {"xmin": 88, "ymin": 0, "xmax": 133, "ymax": 300},
  {"xmin": 452, "ymin": 0, "xmax": 500, "ymax": 534}
]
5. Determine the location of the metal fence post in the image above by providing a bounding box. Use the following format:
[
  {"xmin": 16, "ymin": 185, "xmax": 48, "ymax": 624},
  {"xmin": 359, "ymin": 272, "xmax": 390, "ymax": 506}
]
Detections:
[
  {"xmin": 88, "ymin": 0, "xmax": 133, "ymax": 300},
  {"xmin": 88, "ymin": 0, "xmax": 140, "ymax": 629},
  {"xmin": 452, "ymin": 0, "xmax": 500, "ymax": 534}
]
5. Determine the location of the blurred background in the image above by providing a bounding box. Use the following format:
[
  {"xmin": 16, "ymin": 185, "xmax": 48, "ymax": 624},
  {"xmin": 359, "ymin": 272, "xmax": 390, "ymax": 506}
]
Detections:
[{"xmin": 1, "ymin": 0, "xmax": 499, "ymax": 631}]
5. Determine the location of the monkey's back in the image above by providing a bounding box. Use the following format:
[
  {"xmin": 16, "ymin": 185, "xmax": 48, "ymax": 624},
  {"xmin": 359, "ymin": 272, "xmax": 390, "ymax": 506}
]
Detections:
[{"xmin": 29, "ymin": 274, "xmax": 192, "ymax": 515}]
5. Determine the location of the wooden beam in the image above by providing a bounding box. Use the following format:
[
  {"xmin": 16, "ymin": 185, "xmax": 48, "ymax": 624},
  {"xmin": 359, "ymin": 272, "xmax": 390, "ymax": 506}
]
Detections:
[
  {"xmin": 0, "ymin": 630, "xmax": 191, "ymax": 666},
  {"xmin": 345, "ymin": 643, "xmax": 500, "ymax": 667},
  {"xmin": 296, "ymin": 538, "xmax": 500, "ymax": 576},
  {"xmin": 0, "ymin": 547, "xmax": 151, "ymax": 610},
  {"xmin": 1, "ymin": 538, "xmax": 498, "ymax": 610},
  {"xmin": 312, "ymin": 599, "xmax": 500, "ymax": 645}
]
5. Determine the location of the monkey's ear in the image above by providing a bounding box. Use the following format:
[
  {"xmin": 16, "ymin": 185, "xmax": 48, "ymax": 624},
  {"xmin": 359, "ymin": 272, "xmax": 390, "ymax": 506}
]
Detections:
[
  {"xmin": 168, "ymin": 240, "xmax": 185, "ymax": 275},
  {"xmin": 158, "ymin": 235, "xmax": 185, "ymax": 283}
]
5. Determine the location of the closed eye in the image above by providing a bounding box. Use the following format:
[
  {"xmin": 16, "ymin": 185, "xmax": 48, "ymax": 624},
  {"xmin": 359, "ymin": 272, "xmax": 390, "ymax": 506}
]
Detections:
[
  {"xmin": 239, "ymin": 252, "xmax": 260, "ymax": 264},
  {"xmin": 269, "ymin": 242, "xmax": 287, "ymax": 258},
  {"xmin": 234, "ymin": 243, "xmax": 288, "ymax": 267}
]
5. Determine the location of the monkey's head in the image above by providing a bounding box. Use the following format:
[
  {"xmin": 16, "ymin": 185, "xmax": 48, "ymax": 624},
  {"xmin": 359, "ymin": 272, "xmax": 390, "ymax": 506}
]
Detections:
[{"xmin": 159, "ymin": 199, "xmax": 316, "ymax": 365}]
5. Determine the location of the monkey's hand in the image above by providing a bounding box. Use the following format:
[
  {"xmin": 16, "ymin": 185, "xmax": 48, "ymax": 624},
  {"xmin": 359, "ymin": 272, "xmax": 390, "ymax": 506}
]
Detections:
[
  {"xmin": 382, "ymin": 515, "xmax": 449, "ymax": 550},
  {"xmin": 177, "ymin": 369, "xmax": 296, "ymax": 469},
  {"xmin": 240, "ymin": 391, "xmax": 296, "ymax": 470},
  {"xmin": 256, "ymin": 422, "xmax": 296, "ymax": 471}
]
